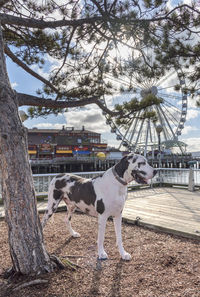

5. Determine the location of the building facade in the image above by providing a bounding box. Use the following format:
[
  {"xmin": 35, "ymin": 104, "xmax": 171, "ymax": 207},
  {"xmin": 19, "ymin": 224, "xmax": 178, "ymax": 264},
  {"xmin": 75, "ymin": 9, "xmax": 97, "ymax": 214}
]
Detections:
[{"xmin": 28, "ymin": 126, "xmax": 107, "ymax": 160}]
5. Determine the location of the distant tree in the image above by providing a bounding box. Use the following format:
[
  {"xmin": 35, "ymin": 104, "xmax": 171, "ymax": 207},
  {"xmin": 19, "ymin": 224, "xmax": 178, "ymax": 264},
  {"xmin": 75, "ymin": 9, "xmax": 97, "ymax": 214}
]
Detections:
[{"xmin": 0, "ymin": 0, "xmax": 199, "ymax": 276}]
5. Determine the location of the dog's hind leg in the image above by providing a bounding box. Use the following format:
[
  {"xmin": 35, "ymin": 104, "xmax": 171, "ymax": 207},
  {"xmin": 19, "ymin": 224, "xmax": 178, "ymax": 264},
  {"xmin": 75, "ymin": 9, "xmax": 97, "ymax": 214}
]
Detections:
[
  {"xmin": 42, "ymin": 198, "xmax": 61, "ymax": 228},
  {"xmin": 42, "ymin": 180, "xmax": 62, "ymax": 228},
  {"xmin": 113, "ymin": 214, "xmax": 131, "ymax": 261},
  {"xmin": 63, "ymin": 199, "xmax": 80, "ymax": 238}
]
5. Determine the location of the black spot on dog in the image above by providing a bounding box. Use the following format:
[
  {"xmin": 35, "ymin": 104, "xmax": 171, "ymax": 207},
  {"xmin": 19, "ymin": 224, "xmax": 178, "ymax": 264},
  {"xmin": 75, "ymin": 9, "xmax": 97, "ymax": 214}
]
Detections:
[
  {"xmin": 131, "ymin": 170, "xmax": 137, "ymax": 176},
  {"xmin": 56, "ymin": 173, "xmax": 65, "ymax": 178},
  {"xmin": 55, "ymin": 179, "xmax": 66, "ymax": 189},
  {"xmin": 53, "ymin": 189, "xmax": 63, "ymax": 200},
  {"xmin": 85, "ymin": 208, "xmax": 90, "ymax": 214},
  {"xmin": 96, "ymin": 199, "xmax": 105, "ymax": 214},
  {"xmin": 114, "ymin": 156, "xmax": 129, "ymax": 178},
  {"xmin": 132, "ymin": 156, "xmax": 138, "ymax": 163},
  {"xmin": 68, "ymin": 179, "xmax": 96, "ymax": 206},
  {"xmin": 52, "ymin": 202, "xmax": 57, "ymax": 212}
]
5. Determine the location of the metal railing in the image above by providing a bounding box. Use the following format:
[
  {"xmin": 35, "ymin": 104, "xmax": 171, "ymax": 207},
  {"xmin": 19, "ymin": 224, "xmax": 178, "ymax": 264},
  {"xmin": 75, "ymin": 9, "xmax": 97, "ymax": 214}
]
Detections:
[
  {"xmin": 157, "ymin": 168, "xmax": 200, "ymax": 186},
  {"xmin": 0, "ymin": 168, "xmax": 200, "ymax": 198},
  {"xmin": 32, "ymin": 168, "xmax": 200, "ymax": 195},
  {"xmin": 32, "ymin": 171, "xmax": 105, "ymax": 194}
]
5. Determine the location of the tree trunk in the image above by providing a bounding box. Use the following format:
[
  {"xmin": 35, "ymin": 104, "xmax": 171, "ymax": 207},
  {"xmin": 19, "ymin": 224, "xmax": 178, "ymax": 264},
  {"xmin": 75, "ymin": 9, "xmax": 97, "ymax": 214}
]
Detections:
[{"xmin": 0, "ymin": 25, "xmax": 53, "ymax": 275}]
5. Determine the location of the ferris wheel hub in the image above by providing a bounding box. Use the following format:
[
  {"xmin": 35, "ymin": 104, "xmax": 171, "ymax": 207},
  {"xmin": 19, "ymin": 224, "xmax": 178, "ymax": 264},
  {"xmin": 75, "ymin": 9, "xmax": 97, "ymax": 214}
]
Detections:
[{"xmin": 140, "ymin": 86, "xmax": 158, "ymax": 98}]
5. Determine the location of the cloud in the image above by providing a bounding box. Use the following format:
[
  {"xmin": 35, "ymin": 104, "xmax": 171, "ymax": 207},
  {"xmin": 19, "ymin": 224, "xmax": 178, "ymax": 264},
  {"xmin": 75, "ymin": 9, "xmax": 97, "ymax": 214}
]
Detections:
[
  {"xmin": 186, "ymin": 109, "xmax": 200, "ymax": 120},
  {"xmin": 11, "ymin": 82, "xmax": 18, "ymax": 88},
  {"xmin": 64, "ymin": 106, "xmax": 110, "ymax": 133},
  {"xmin": 31, "ymin": 122, "xmax": 64, "ymax": 129},
  {"xmin": 181, "ymin": 125, "xmax": 198, "ymax": 135},
  {"xmin": 182, "ymin": 137, "xmax": 200, "ymax": 152},
  {"xmin": 188, "ymin": 97, "xmax": 199, "ymax": 109}
]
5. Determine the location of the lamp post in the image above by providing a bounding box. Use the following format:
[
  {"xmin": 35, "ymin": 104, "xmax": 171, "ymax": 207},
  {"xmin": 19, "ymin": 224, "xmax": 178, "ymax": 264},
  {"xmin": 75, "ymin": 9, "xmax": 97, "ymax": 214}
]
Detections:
[{"xmin": 156, "ymin": 124, "xmax": 163, "ymax": 185}]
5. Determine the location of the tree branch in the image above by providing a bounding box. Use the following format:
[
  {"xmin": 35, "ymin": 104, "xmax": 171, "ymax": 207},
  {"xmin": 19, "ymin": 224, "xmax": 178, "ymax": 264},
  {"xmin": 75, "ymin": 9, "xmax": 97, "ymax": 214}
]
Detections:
[
  {"xmin": 52, "ymin": 26, "xmax": 77, "ymax": 85},
  {"xmin": 17, "ymin": 92, "xmax": 119, "ymax": 116},
  {"xmin": 4, "ymin": 44, "xmax": 60, "ymax": 94},
  {"xmin": 0, "ymin": 13, "xmax": 103, "ymax": 29}
]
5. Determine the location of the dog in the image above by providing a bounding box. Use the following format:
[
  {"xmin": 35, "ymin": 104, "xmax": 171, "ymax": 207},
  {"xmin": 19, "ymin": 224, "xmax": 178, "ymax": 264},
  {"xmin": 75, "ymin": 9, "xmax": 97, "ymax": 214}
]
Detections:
[{"xmin": 42, "ymin": 153, "xmax": 157, "ymax": 260}]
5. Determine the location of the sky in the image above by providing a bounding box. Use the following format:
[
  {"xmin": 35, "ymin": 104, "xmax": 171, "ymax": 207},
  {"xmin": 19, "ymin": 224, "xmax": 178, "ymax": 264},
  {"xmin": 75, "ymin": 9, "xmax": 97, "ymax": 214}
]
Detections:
[{"xmin": 5, "ymin": 0, "xmax": 200, "ymax": 153}]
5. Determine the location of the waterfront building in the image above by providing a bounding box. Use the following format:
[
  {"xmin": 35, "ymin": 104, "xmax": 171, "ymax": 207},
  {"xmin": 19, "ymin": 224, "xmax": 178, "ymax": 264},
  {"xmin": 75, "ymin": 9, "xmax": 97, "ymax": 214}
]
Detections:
[{"xmin": 28, "ymin": 126, "xmax": 107, "ymax": 160}]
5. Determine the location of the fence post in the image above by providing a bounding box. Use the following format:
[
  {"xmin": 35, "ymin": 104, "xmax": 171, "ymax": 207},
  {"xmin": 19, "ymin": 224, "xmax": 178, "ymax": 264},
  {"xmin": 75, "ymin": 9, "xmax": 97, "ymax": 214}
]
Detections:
[{"xmin": 188, "ymin": 167, "xmax": 195, "ymax": 192}]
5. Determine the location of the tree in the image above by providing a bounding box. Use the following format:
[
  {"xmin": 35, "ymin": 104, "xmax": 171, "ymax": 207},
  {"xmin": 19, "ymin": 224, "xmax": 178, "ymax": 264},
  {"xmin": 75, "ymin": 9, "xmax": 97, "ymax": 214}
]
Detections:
[{"xmin": 0, "ymin": 0, "xmax": 199, "ymax": 276}]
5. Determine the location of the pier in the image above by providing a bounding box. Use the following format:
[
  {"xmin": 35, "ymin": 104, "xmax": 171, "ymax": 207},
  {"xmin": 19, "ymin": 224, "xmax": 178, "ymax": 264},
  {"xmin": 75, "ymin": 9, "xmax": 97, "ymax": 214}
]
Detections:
[
  {"xmin": 30, "ymin": 155, "xmax": 200, "ymax": 174},
  {"xmin": 0, "ymin": 168, "xmax": 200, "ymax": 241}
]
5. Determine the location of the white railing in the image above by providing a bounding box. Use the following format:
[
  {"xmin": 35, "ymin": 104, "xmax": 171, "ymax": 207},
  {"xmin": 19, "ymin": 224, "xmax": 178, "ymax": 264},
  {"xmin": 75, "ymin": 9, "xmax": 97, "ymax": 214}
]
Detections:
[
  {"xmin": 32, "ymin": 171, "xmax": 105, "ymax": 194},
  {"xmin": 0, "ymin": 169, "xmax": 200, "ymax": 198},
  {"xmin": 157, "ymin": 168, "xmax": 200, "ymax": 186},
  {"xmin": 32, "ymin": 168, "xmax": 200, "ymax": 195}
]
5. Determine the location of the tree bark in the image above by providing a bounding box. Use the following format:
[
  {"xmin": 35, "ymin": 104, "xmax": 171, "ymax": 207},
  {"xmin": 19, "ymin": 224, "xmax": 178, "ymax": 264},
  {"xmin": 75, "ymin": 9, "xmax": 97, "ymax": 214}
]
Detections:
[{"xmin": 0, "ymin": 24, "xmax": 54, "ymax": 275}]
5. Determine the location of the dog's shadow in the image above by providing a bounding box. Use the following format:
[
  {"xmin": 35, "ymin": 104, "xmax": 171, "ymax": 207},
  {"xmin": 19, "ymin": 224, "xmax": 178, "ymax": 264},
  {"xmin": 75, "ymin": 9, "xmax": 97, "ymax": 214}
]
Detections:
[
  {"xmin": 52, "ymin": 236, "xmax": 74, "ymax": 255},
  {"xmin": 89, "ymin": 259, "xmax": 124, "ymax": 297}
]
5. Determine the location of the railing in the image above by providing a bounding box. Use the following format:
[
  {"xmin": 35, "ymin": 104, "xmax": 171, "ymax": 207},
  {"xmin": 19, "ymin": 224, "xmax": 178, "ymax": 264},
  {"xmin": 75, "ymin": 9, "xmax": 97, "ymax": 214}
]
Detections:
[
  {"xmin": 32, "ymin": 168, "xmax": 200, "ymax": 195},
  {"xmin": 0, "ymin": 169, "xmax": 200, "ymax": 198},
  {"xmin": 158, "ymin": 168, "xmax": 200, "ymax": 186},
  {"xmin": 32, "ymin": 171, "xmax": 104, "ymax": 194}
]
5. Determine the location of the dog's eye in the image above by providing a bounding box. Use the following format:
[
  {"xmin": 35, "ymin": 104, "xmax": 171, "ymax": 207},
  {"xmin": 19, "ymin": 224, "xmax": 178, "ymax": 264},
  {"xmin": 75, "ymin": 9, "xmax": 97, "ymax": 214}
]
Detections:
[{"xmin": 138, "ymin": 162, "xmax": 146, "ymax": 168}]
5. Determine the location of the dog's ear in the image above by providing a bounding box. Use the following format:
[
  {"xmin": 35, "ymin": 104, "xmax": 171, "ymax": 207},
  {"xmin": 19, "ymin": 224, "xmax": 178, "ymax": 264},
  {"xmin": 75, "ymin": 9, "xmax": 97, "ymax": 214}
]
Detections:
[{"xmin": 115, "ymin": 155, "xmax": 130, "ymax": 178}]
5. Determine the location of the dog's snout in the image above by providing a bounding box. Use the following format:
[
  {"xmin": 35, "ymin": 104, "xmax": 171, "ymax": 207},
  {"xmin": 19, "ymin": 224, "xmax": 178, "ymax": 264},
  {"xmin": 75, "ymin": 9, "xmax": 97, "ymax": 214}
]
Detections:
[{"xmin": 153, "ymin": 170, "xmax": 157, "ymax": 177}]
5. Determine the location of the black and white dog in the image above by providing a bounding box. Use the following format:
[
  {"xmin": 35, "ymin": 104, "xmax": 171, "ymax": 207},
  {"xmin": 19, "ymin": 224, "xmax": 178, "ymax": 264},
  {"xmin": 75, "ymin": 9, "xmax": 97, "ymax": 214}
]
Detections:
[{"xmin": 42, "ymin": 153, "xmax": 157, "ymax": 260}]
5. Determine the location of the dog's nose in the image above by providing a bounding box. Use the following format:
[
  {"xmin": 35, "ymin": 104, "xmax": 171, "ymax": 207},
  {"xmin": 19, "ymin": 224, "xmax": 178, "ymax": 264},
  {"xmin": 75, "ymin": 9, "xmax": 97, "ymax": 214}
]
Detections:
[{"xmin": 153, "ymin": 170, "xmax": 157, "ymax": 177}]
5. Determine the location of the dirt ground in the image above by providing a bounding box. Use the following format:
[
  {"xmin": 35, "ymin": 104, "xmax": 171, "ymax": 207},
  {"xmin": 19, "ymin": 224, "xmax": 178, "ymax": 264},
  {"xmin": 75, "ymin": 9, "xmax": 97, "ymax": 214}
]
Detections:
[{"xmin": 0, "ymin": 212, "xmax": 200, "ymax": 297}]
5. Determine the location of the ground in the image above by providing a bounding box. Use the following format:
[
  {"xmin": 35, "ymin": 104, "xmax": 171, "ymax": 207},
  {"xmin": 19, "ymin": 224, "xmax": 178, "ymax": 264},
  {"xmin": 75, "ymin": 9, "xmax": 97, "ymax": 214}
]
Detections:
[{"xmin": 0, "ymin": 212, "xmax": 200, "ymax": 297}]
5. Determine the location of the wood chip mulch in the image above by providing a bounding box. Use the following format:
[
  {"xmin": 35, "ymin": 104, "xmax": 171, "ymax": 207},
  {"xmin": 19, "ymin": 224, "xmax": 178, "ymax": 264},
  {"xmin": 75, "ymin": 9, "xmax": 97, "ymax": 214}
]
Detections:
[{"xmin": 0, "ymin": 212, "xmax": 200, "ymax": 297}]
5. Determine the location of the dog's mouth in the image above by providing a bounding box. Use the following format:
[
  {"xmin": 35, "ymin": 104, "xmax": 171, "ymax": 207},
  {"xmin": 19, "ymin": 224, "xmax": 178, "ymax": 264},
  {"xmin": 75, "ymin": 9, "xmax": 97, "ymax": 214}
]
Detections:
[{"xmin": 131, "ymin": 170, "xmax": 148, "ymax": 184}]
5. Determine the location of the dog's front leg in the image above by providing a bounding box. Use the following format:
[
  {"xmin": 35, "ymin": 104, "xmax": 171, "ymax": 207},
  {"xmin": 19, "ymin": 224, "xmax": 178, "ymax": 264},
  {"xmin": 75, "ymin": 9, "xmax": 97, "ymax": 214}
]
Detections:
[
  {"xmin": 114, "ymin": 214, "xmax": 131, "ymax": 261},
  {"xmin": 97, "ymin": 215, "xmax": 108, "ymax": 260}
]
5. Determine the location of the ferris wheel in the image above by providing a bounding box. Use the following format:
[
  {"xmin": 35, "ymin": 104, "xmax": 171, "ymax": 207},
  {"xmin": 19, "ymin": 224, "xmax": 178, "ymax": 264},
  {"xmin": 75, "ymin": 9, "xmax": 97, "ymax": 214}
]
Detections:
[{"xmin": 102, "ymin": 69, "xmax": 188, "ymax": 155}]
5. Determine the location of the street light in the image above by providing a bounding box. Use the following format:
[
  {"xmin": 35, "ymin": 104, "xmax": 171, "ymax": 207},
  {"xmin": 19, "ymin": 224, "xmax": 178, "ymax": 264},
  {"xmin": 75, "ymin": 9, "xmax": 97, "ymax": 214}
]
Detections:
[
  {"xmin": 156, "ymin": 124, "xmax": 163, "ymax": 185},
  {"xmin": 156, "ymin": 124, "xmax": 163, "ymax": 167}
]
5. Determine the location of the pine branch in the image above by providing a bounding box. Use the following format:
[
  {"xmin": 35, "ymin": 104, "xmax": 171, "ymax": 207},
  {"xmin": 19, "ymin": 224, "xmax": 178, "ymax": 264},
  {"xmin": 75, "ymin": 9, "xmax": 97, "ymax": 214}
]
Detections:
[
  {"xmin": 0, "ymin": 13, "xmax": 103, "ymax": 29},
  {"xmin": 17, "ymin": 92, "xmax": 120, "ymax": 116},
  {"xmin": 52, "ymin": 26, "xmax": 76, "ymax": 84},
  {"xmin": 4, "ymin": 45, "xmax": 59, "ymax": 94}
]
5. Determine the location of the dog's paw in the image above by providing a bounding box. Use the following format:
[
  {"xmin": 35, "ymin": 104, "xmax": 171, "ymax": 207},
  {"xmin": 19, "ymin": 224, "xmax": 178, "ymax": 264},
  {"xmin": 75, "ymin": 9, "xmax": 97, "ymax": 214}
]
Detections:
[
  {"xmin": 72, "ymin": 231, "xmax": 81, "ymax": 238},
  {"xmin": 121, "ymin": 252, "xmax": 131, "ymax": 261},
  {"xmin": 98, "ymin": 251, "xmax": 108, "ymax": 260}
]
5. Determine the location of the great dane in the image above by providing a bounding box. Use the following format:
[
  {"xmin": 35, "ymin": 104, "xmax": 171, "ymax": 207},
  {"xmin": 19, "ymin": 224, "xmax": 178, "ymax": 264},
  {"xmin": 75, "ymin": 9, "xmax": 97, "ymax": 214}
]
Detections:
[{"xmin": 42, "ymin": 153, "xmax": 157, "ymax": 260}]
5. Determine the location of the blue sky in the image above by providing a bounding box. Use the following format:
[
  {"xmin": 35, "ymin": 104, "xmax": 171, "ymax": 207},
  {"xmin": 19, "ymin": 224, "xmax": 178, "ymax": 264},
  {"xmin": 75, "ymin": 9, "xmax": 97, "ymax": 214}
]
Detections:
[{"xmin": 5, "ymin": 0, "xmax": 200, "ymax": 152}]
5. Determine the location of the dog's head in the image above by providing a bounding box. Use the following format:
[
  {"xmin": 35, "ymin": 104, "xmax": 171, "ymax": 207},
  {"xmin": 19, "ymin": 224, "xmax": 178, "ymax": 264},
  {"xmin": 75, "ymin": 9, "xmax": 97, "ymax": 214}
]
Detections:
[{"xmin": 115, "ymin": 153, "xmax": 157, "ymax": 184}]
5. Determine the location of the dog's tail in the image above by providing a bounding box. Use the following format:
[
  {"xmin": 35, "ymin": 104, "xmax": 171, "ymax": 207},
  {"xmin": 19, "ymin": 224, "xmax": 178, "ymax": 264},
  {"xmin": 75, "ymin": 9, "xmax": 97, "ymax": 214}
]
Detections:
[{"xmin": 41, "ymin": 177, "xmax": 62, "ymax": 229}]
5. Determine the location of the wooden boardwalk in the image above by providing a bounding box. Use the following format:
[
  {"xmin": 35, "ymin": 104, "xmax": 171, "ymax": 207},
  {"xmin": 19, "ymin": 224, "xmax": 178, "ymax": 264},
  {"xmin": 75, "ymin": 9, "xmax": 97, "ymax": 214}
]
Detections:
[
  {"xmin": 123, "ymin": 187, "xmax": 200, "ymax": 240},
  {"xmin": 1, "ymin": 187, "xmax": 200, "ymax": 240}
]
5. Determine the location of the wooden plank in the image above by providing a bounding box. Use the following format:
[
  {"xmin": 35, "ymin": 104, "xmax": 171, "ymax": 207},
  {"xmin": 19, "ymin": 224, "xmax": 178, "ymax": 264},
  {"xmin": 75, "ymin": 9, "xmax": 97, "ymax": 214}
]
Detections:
[
  {"xmin": 122, "ymin": 209, "xmax": 200, "ymax": 229},
  {"xmin": 123, "ymin": 188, "xmax": 200, "ymax": 240},
  {"xmin": 124, "ymin": 203, "xmax": 200, "ymax": 221}
]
